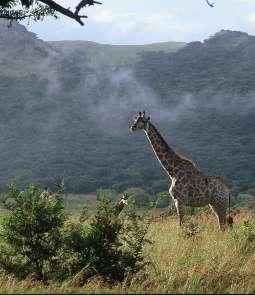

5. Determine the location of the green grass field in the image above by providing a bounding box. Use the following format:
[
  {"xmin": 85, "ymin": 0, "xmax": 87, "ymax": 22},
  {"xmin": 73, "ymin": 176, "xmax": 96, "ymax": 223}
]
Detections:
[
  {"xmin": 0, "ymin": 209, "xmax": 254, "ymax": 294},
  {"xmin": 63, "ymin": 193, "xmax": 98, "ymax": 213}
]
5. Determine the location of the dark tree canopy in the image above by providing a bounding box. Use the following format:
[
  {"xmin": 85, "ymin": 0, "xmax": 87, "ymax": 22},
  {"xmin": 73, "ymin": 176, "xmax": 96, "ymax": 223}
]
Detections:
[{"xmin": 0, "ymin": 0, "xmax": 214, "ymax": 26}]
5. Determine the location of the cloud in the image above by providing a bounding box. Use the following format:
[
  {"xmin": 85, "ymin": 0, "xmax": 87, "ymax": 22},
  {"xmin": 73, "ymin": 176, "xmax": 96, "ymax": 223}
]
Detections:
[
  {"xmin": 236, "ymin": 0, "xmax": 255, "ymax": 4},
  {"xmin": 248, "ymin": 13, "xmax": 255, "ymax": 23},
  {"xmin": 90, "ymin": 9, "xmax": 175, "ymax": 33},
  {"xmin": 91, "ymin": 10, "xmax": 114, "ymax": 23},
  {"xmin": 91, "ymin": 10, "xmax": 174, "ymax": 25}
]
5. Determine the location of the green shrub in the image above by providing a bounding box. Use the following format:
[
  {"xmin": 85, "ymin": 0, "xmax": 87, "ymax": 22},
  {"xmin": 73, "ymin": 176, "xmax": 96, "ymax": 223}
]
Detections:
[
  {"xmin": 185, "ymin": 206, "xmax": 211, "ymax": 216},
  {"xmin": 124, "ymin": 187, "xmax": 153, "ymax": 207},
  {"xmin": 0, "ymin": 185, "xmax": 150, "ymax": 284},
  {"xmin": 0, "ymin": 183, "xmax": 65, "ymax": 279},
  {"xmin": 240, "ymin": 218, "xmax": 255, "ymax": 251},
  {"xmin": 79, "ymin": 205, "xmax": 89, "ymax": 223},
  {"xmin": 96, "ymin": 189, "xmax": 117, "ymax": 201},
  {"xmin": 181, "ymin": 218, "xmax": 201, "ymax": 239},
  {"xmin": 121, "ymin": 196, "xmax": 151, "ymax": 276},
  {"xmin": 155, "ymin": 191, "xmax": 170, "ymax": 208},
  {"xmin": 50, "ymin": 194, "xmax": 149, "ymax": 283}
]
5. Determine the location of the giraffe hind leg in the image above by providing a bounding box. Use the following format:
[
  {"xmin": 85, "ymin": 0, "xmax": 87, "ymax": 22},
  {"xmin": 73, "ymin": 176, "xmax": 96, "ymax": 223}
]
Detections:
[
  {"xmin": 209, "ymin": 203, "xmax": 227, "ymax": 231},
  {"xmin": 174, "ymin": 199, "xmax": 185, "ymax": 226}
]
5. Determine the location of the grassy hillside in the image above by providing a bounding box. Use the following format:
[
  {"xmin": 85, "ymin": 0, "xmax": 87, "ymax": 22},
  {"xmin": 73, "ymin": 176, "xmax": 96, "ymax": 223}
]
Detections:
[
  {"xmin": 0, "ymin": 211, "xmax": 255, "ymax": 293},
  {"xmin": 48, "ymin": 40, "xmax": 186, "ymax": 66}
]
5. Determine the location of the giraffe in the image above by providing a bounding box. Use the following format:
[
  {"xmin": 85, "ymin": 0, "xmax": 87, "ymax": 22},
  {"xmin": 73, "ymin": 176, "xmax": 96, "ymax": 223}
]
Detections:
[
  {"xmin": 130, "ymin": 111, "xmax": 233, "ymax": 230},
  {"xmin": 114, "ymin": 194, "xmax": 129, "ymax": 216}
]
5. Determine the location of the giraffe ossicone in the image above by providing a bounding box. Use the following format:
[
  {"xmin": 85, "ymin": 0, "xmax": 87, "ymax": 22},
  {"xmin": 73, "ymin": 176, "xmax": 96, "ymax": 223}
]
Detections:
[{"xmin": 130, "ymin": 111, "xmax": 232, "ymax": 230}]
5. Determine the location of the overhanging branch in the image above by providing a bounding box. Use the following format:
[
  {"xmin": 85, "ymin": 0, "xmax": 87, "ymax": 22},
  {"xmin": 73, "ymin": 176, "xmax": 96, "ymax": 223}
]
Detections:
[
  {"xmin": 75, "ymin": 0, "xmax": 102, "ymax": 17},
  {"xmin": 39, "ymin": 0, "xmax": 102, "ymax": 25},
  {"xmin": 0, "ymin": 0, "xmax": 102, "ymax": 25},
  {"xmin": 206, "ymin": 0, "xmax": 214, "ymax": 7}
]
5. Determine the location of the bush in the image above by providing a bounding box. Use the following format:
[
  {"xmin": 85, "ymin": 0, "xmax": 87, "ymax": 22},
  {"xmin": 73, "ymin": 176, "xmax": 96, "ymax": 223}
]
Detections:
[
  {"xmin": 121, "ymin": 196, "xmax": 151, "ymax": 275},
  {"xmin": 0, "ymin": 183, "xmax": 65, "ymax": 279},
  {"xmin": 155, "ymin": 191, "xmax": 170, "ymax": 208},
  {"xmin": 96, "ymin": 189, "xmax": 118, "ymax": 201},
  {"xmin": 240, "ymin": 218, "xmax": 255, "ymax": 251},
  {"xmin": 181, "ymin": 218, "xmax": 201, "ymax": 239},
  {"xmin": 124, "ymin": 187, "xmax": 153, "ymax": 207},
  {"xmin": 54, "ymin": 194, "xmax": 150, "ymax": 284},
  {"xmin": 0, "ymin": 185, "xmax": 150, "ymax": 284}
]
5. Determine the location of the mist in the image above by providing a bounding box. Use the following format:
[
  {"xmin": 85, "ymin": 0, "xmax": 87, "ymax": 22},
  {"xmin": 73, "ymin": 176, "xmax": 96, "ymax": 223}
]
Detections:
[{"xmin": 1, "ymin": 20, "xmax": 255, "ymax": 193}]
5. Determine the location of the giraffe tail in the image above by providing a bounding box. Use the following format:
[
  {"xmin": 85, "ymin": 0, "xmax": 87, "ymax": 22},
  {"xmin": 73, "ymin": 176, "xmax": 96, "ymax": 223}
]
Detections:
[{"xmin": 226, "ymin": 192, "xmax": 234, "ymax": 228}]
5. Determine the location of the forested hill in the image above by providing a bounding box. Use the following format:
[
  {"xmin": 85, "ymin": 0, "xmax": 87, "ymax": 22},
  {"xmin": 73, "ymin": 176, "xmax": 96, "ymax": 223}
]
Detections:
[
  {"xmin": 135, "ymin": 30, "xmax": 255, "ymax": 99},
  {"xmin": 0, "ymin": 20, "xmax": 255, "ymax": 200},
  {"xmin": 48, "ymin": 40, "xmax": 185, "ymax": 66}
]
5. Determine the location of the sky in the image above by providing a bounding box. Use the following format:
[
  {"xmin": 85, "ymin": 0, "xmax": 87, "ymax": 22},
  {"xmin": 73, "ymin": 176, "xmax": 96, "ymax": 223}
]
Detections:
[{"xmin": 21, "ymin": 0, "xmax": 255, "ymax": 45}]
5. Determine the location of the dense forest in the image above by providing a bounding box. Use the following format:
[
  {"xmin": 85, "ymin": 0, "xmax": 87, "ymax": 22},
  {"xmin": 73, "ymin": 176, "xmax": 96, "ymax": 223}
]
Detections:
[{"xmin": 0, "ymin": 20, "xmax": 255, "ymax": 204}]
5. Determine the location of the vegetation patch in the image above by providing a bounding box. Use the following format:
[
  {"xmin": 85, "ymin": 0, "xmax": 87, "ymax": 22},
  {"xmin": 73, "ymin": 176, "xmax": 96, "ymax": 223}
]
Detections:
[{"xmin": 0, "ymin": 184, "xmax": 150, "ymax": 286}]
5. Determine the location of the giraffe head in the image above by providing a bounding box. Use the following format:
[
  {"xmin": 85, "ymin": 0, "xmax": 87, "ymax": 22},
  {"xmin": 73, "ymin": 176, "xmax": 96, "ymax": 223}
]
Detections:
[
  {"xmin": 119, "ymin": 193, "xmax": 129, "ymax": 205},
  {"xmin": 130, "ymin": 111, "xmax": 150, "ymax": 132},
  {"xmin": 114, "ymin": 193, "xmax": 129, "ymax": 215}
]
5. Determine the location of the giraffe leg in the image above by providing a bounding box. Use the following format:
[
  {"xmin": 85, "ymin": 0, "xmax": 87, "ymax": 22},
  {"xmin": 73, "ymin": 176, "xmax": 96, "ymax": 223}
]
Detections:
[
  {"xmin": 174, "ymin": 199, "xmax": 185, "ymax": 226},
  {"xmin": 209, "ymin": 203, "xmax": 227, "ymax": 230}
]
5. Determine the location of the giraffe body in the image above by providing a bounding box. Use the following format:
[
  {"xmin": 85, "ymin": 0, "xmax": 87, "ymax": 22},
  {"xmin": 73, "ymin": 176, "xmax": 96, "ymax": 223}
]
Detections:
[
  {"xmin": 170, "ymin": 173, "xmax": 230, "ymax": 228},
  {"xmin": 130, "ymin": 111, "xmax": 231, "ymax": 230}
]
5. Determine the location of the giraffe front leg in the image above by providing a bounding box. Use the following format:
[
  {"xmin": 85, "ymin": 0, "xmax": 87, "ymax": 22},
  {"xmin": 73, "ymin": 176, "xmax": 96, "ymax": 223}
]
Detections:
[{"xmin": 174, "ymin": 199, "xmax": 185, "ymax": 226}]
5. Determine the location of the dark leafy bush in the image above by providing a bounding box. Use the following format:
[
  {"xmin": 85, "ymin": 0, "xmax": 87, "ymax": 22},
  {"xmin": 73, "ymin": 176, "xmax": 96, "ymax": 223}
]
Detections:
[
  {"xmin": 155, "ymin": 191, "xmax": 170, "ymax": 208},
  {"xmin": 54, "ymin": 194, "xmax": 150, "ymax": 284},
  {"xmin": 79, "ymin": 204, "xmax": 89, "ymax": 223},
  {"xmin": 121, "ymin": 196, "xmax": 151, "ymax": 274},
  {"xmin": 124, "ymin": 187, "xmax": 153, "ymax": 207},
  {"xmin": 0, "ymin": 183, "xmax": 65, "ymax": 279},
  {"xmin": 0, "ymin": 185, "xmax": 150, "ymax": 284},
  {"xmin": 240, "ymin": 218, "xmax": 255, "ymax": 251}
]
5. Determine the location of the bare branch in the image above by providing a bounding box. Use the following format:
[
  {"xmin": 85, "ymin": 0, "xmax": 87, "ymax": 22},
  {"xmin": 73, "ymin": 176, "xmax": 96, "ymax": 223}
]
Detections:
[
  {"xmin": 75, "ymin": 0, "xmax": 102, "ymax": 16},
  {"xmin": 39, "ymin": 0, "xmax": 89, "ymax": 25},
  {"xmin": 206, "ymin": 0, "xmax": 214, "ymax": 7}
]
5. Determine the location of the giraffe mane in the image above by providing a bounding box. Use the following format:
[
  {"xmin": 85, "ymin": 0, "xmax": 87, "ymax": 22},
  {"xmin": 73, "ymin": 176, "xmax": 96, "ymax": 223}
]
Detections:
[
  {"xmin": 175, "ymin": 152, "xmax": 198, "ymax": 168},
  {"xmin": 152, "ymin": 123, "xmax": 198, "ymax": 168}
]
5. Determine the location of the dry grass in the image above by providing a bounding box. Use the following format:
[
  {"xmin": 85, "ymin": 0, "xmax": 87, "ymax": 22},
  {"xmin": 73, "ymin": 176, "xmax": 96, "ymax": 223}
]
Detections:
[{"xmin": 1, "ymin": 211, "xmax": 255, "ymax": 294}]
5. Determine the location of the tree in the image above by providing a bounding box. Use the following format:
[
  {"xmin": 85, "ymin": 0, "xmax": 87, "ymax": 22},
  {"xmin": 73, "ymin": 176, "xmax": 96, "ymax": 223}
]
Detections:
[
  {"xmin": 0, "ymin": 0, "xmax": 102, "ymax": 25},
  {"xmin": 0, "ymin": 183, "xmax": 65, "ymax": 279},
  {"xmin": 124, "ymin": 187, "xmax": 153, "ymax": 207},
  {"xmin": 0, "ymin": 0, "xmax": 214, "ymax": 26}
]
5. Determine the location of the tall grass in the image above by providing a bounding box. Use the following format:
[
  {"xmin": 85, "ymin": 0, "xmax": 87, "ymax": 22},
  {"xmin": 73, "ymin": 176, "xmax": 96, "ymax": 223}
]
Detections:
[{"xmin": 0, "ymin": 211, "xmax": 255, "ymax": 294}]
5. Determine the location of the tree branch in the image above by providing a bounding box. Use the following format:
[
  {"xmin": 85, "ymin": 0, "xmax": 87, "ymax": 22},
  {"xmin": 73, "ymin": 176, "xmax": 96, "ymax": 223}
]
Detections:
[
  {"xmin": 39, "ymin": 0, "xmax": 101, "ymax": 25},
  {"xmin": 0, "ymin": 9, "xmax": 34, "ymax": 21},
  {"xmin": 206, "ymin": 0, "xmax": 214, "ymax": 7},
  {"xmin": 39, "ymin": 0, "xmax": 88, "ymax": 25},
  {"xmin": 75, "ymin": 0, "xmax": 102, "ymax": 17}
]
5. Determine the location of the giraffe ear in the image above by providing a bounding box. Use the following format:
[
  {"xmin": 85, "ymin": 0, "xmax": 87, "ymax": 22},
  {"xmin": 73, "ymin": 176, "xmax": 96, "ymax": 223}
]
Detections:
[{"xmin": 139, "ymin": 111, "xmax": 142, "ymax": 117}]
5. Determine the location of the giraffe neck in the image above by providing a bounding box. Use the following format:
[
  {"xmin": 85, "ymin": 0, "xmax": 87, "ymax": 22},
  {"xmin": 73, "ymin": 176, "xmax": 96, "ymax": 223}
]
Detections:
[{"xmin": 144, "ymin": 122, "xmax": 185, "ymax": 178}]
